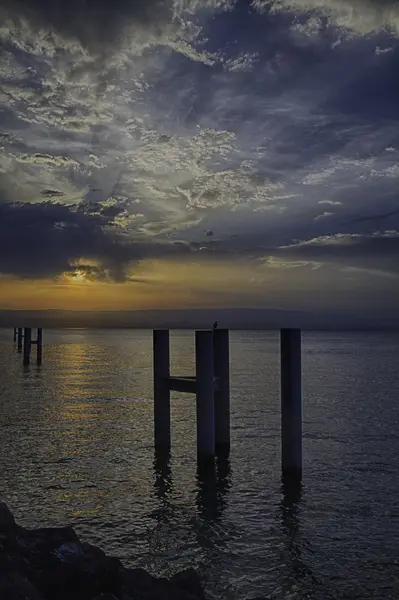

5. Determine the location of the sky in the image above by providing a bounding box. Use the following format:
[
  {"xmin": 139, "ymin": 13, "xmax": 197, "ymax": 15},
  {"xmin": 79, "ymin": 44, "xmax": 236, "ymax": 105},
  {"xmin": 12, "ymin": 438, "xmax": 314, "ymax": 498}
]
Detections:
[{"xmin": 1, "ymin": 0, "xmax": 399, "ymax": 320}]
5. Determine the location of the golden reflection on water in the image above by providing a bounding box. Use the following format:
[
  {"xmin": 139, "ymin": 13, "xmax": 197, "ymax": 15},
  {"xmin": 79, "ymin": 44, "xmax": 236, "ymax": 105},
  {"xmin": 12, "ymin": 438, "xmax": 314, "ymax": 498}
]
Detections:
[
  {"xmin": 64, "ymin": 447, "xmax": 104, "ymax": 457},
  {"xmin": 51, "ymin": 339, "xmax": 99, "ymax": 401},
  {"xmin": 59, "ymin": 428, "xmax": 94, "ymax": 435},
  {"xmin": 61, "ymin": 409, "xmax": 98, "ymax": 422},
  {"xmin": 56, "ymin": 488, "xmax": 110, "ymax": 518},
  {"xmin": 69, "ymin": 507, "xmax": 106, "ymax": 517},
  {"xmin": 35, "ymin": 331, "xmax": 157, "ymax": 506}
]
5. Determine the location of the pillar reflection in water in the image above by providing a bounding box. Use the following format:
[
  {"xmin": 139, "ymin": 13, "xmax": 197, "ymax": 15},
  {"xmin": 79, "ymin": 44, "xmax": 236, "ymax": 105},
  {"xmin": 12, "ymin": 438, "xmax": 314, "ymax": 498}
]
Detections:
[
  {"xmin": 153, "ymin": 449, "xmax": 173, "ymax": 501},
  {"xmin": 150, "ymin": 451, "xmax": 232, "ymax": 554},
  {"xmin": 148, "ymin": 449, "xmax": 179, "ymax": 568},
  {"xmin": 196, "ymin": 455, "xmax": 231, "ymax": 525},
  {"xmin": 193, "ymin": 454, "xmax": 232, "ymax": 565},
  {"xmin": 280, "ymin": 475, "xmax": 322, "ymax": 597}
]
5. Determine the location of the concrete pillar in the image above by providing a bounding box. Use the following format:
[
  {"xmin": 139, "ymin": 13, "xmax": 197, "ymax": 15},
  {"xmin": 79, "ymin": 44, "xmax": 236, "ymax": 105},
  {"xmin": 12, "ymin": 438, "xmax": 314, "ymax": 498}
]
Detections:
[
  {"xmin": 23, "ymin": 327, "xmax": 32, "ymax": 365},
  {"xmin": 196, "ymin": 330, "xmax": 215, "ymax": 460},
  {"xmin": 281, "ymin": 328, "xmax": 302, "ymax": 477},
  {"xmin": 17, "ymin": 328, "xmax": 23, "ymax": 352},
  {"xmin": 153, "ymin": 330, "xmax": 171, "ymax": 450},
  {"xmin": 37, "ymin": 328, "xmax": 43, "ymax": 364},
  {"xmin": 213, "ymin": 328, "xmax": 230, "ymax": 455}
]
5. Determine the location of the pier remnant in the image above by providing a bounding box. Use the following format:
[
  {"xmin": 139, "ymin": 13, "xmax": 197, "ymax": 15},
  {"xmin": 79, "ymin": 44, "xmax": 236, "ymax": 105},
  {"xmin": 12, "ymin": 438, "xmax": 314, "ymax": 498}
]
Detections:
[
  {"xmin": 196, "ymin": 330, "xmax": 215, "ymax": 459},
  {"xmin": 23, "ymin": 327, "xmax": 32, "ymax": 365},
  {"xmin": 153, "ymin": 329, "xmax": 231, "ymax": 461},
  {"xmin": 281, "ymin": 328, "xmax": 302, "ymax": 477},
  {"xmin": 17, "ymin": 327, "xmax": 44, "ymax": 365},
  {"xmin": 17, "ymin": 328, "xmax": 23, "ymax": 352},
  {"xmin": 36, "ymin": 328, "xmax": 43, "ymax": 364},
  {"xmin": 13, "ymin": 327, "xmax": 17, "ymax": 342},
  {"xmin": 153, "ymin": 330, "xmax": 171, "ymax": 450},
  {"xmin": 213, "ymin": 329, "xmax": 230, "ymax": 454}
]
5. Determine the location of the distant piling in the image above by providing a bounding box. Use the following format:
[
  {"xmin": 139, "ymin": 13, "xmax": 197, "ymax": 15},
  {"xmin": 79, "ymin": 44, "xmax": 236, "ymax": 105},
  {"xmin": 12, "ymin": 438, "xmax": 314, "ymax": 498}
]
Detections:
[
  {"xmin": 17, "ymin": 328, "xmax": 23, "ymax": 352},
  {"xmin": 23, "ymin": 327, "xmax": 32, "ymax": 365},
  {"xmin": 281, "ymin": 328, "xmax": 302, "ymax": 478},
  {"xmin": 36, "ymin": 328, "xmax": 43, "ymax": 364},
  {"xmin": 15, "ymin": 327, "xmax": 43, "ymax": 365}
]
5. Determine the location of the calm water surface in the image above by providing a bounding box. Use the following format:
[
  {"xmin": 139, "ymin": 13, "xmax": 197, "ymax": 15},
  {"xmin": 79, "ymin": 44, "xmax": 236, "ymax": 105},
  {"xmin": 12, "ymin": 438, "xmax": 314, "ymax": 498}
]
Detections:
[{"xmin": 1, "ymin": 329, "xmax": 399, "ymax": 599}]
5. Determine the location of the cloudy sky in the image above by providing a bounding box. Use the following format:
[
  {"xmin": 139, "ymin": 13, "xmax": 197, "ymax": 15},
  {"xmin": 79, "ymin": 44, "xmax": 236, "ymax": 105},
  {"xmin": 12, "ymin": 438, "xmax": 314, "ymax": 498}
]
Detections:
[{"xmin": 1, "ymin": 0, "xmax": 399, "ymax": 317}]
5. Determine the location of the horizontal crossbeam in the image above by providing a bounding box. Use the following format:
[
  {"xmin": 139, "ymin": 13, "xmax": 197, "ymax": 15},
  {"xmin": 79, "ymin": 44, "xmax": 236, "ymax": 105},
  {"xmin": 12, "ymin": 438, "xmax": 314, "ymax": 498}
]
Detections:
[
  {"xmin": 166, "ymin": 375, "xmax": 220, "ymax": 394},
  {"xmin": 167, "ymin": 376, "xmax": 197, "ymax": 393}
]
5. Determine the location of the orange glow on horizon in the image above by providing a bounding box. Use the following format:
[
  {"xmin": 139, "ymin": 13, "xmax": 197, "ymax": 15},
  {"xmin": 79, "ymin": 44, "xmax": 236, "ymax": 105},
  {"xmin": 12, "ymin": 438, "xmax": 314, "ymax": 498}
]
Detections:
[
  {"xmin": 0, "ymin": 258, "xmax": 270, "ymax": 310},
  {"xmin": 0, "ymin": 256, "xmax": 354, "ymax": 312}
]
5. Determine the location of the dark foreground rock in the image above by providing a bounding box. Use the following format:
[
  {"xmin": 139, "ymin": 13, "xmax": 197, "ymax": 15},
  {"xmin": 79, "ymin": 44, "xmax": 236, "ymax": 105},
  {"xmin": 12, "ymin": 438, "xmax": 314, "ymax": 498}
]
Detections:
[{"xmin": 0, "ymin": 503, "xmax": 206, "ymax": 600}]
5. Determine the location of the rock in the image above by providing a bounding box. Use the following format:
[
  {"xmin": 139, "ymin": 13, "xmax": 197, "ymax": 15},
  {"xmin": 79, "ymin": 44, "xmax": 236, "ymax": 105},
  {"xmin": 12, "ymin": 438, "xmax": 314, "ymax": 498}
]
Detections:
[
  {"xmin": 0, "ymin": 548, "xmax": 28, "ymax": 579},
  {"xmin": 120, "ymin": 567, "xmax": 171, "ymax": 600},
  {"xmin": 0, "ymin": 504, "xmax": 207, "ymax": 600},
  {"xmin": 20, "ymin": 531, "xmax": 122, "ymax": 600},
  {"xmin": 0, "ymin": 572, "xmax": 44, "ymax": 600},
  {"xmin": 170, "ymin": 567, "xmax": 206, "ymax": 600},
  {"xmin": 121, "ymin": 567, "xmax": 205, "ymax": 600},
  {"xmin": 3, "ymin": 524, "xmax": 122, "ymax": 600},
  {"xmin": 0, "ymin": 503, "xmax": 17, "ymax": 532}
]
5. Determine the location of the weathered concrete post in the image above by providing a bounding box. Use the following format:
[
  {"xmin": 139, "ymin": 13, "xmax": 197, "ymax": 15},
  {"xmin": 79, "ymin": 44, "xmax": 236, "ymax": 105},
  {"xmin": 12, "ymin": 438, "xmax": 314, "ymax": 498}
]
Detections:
[
  {"xmin": 153, "ymin": 330, "xmax": 171, "ymax": 450},
  {"xmin": 281, "ymin": 328, "xmax": 302, "ymax": 477},
  {"xmin": 37, "ymin": 328, "xmax": 43, "ymax": 364},
  {"xmin": 17, "ymin": 328, "xmax": 23, "ymax": 353},
  {"xmin": 23, "ymin": 327, "xmax": 32, "ymax": 365},
  {"xmin": 13, "ymin": 328, "xmax": 17, "ymax": 342},
  {"xmin": 196, "ymin": 330, "xmax": 215, "ymax": 460},
  {"xmin": 213, "ymin": 328, "xmax": 230, "ymax": 455}
]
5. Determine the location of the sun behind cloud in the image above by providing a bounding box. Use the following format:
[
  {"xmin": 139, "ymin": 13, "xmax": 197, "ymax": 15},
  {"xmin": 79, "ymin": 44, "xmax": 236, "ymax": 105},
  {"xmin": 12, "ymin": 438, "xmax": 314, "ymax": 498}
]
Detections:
[{"xmin": 70, "ymin": 269, "xmax": 86, "ymax": 283}]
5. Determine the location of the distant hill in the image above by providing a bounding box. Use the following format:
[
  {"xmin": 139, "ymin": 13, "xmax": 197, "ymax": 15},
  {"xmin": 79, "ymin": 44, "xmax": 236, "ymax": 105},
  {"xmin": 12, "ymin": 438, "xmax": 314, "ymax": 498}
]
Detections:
[{"xmin": 0, "ymin": 308, "xmax": 398, "ymax": 330}]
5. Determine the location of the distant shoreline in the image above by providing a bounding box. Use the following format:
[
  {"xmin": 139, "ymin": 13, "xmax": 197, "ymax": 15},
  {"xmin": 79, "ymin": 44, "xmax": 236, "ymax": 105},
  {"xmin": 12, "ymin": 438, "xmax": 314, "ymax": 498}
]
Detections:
[
  {"xmin": 1, "ymin": 325, "xmax": 399, "ymax": 332},
  {"xmin": 1, "ymin": 308, "xmax": 398, "ymax": 331}
]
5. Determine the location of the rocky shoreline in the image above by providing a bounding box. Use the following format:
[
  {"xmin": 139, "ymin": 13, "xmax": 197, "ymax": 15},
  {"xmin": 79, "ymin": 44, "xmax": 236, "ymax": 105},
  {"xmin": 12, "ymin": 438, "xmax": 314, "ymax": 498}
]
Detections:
[{"xmin": 0, "ymin": 503, "xmax": 206, "ymax": 600}]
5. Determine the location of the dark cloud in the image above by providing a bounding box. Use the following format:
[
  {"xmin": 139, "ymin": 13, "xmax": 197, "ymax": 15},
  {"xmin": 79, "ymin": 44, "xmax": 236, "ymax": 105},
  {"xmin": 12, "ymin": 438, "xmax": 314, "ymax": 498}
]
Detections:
[
  {"xmin": 345, "ymin": 209, "xmax": 399, "ymax": 226},
  {"xmin": 0, "ymin": 201, "xmax": 120, "ymax": 279},
  {"xmin": 0, "ymin": 201, "xmax": 196, "ymax": 280},
  {"xmin": 41, "ymin": 190, "xmax": 66, "ymax": 198},
  {"xmin": 326, "ymin": 47, "xmax": 399, "ymax": 121},
  {"xmin": 154, "ymin": 2, "xmax": 399, "ymax": 182},
  {"xmin": 0, "ymin": 0, "xmax": 173, "ymax": 51}
]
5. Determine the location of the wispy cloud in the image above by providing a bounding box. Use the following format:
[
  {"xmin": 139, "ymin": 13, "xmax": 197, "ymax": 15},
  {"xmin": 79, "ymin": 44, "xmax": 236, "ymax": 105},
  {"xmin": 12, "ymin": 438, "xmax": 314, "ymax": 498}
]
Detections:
[
  {"xmin": 318, "ymin": 200, "xmax": 343, "ymax": 206},
  {"xmin": 342, "ymin": 265, "xmax": 399, "ymax": 279},
  {"xmin": 314, "ymin": 211, "xmax": 333, "ymax": 220},
  {"xmin": 256, "ymin": 0, "xmax": 399, "ymax": 36}
]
